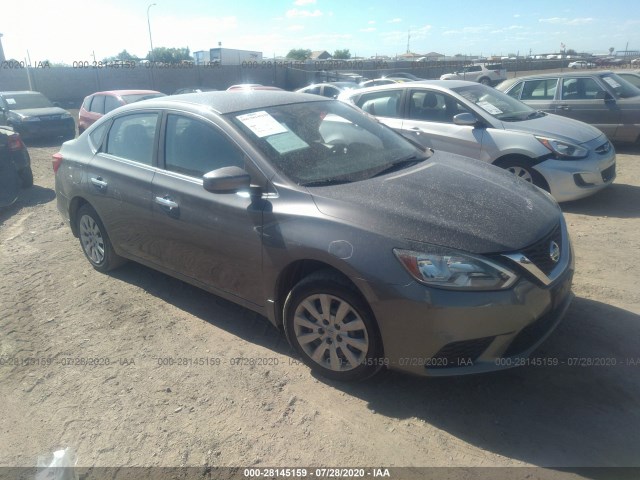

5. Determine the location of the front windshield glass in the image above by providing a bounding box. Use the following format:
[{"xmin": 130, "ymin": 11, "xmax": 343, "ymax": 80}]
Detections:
[
  {"xmin": 598, "ymin": 73, "xmax": 640, "ymax": 99},
  {"xmin": 452, "ymin": 84, "xmax": 538, "ymax": 121},
  {"xmin": 228, "ymin": 100, "xmax": 423, "ymax": 186},
  {"xmin": 3, "ymin": 93, "xmax": 53, "ymax": 110}
]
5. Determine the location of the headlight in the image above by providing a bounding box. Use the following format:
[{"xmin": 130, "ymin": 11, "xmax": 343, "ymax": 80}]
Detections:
[
  {"xmin": 22, "ymin": 116, "xmax": 41, "ymax": 122},
  {"xmin": 394, "ymin": 247, "xmax": 518, "ymax": 290},
  {"xmin": 536, "ymin": 136, "xmax": 588, "ymax": 159}
]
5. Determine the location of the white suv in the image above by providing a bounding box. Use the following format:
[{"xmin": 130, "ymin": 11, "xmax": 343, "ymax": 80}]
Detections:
[{"xmin": 440, "ymin": 63, "xmax": 507, "ymax": 86}]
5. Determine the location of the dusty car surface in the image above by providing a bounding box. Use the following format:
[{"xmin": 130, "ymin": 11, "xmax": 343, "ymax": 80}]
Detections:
[
  {"xmin": 496, "ymin": 71, "xmax": 640, "ymax": 143},
  {"xmin": 340, "ymin": 81, "xmax": 616, "ymax": 202},
  {"xmin": 53, "ymin": 91, "xmax": 574, "ymax": 381}
]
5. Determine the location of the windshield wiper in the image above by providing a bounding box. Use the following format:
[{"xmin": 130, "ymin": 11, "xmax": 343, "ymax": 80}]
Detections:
[
  {"xmin": 300, "ymin": 178, "xmax": 354, "ymax": 187},
  {"xmin": 369, "ymin": 154, "xmax": 427, "ymax": 178}
]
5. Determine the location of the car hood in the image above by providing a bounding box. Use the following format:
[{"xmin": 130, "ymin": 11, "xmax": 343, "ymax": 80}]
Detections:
[
  {"xmin": 500, "ymin": 112, "xmax": 603, "ymax": 144},
  {"xmin": 310, "ymin": 152, "xmax": 561, "ymax": 254},
  {"xmin": 10, "ymin": 107, "xmax": 70, "ymax": 118}
]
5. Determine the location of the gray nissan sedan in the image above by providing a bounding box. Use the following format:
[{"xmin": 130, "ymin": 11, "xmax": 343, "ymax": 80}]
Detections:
[{"xmin": 54, "ymin": 91, "xmax": 574, "ymax": 381}]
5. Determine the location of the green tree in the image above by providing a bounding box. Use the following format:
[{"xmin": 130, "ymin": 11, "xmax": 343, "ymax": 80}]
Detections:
[
  {"xmin": 333, "ymin": 49, "xmax": 351, "ymax": 59},
  {"xmin": 286, "ymin": 49, "xmax": 311, "ymax": 61},
  {"xmin": 609, "ymin": 47, "xmax": 615, "ymax": 55},
  {"xmin": 147, "ymin": 47, "xmax": 192, "ymax": 63},
  {"xmin": 103, "ymin": 49, "xmax": 140, "ymax": 63}
]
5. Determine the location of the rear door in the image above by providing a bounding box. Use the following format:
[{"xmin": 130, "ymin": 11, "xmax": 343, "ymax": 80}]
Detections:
[
  {"xmin": 553, "ymin": 76, "xmax": 621, "ymax": 139},
  {"xmin": 149, "ymin": 112, "xmax": 265, "ymax": 306},
  {"xmin": 86, "ymin": 111, "xmax": 160, "ymax": 262},
  {"xmin": 399, "ymin": 88, "xmax": 489, "ymax": 162}
]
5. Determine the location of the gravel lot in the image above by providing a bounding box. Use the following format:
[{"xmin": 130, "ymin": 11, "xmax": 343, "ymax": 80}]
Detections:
[{"xmin": 1, "ymin": 120, "xmax": 639, "ymax": 478}]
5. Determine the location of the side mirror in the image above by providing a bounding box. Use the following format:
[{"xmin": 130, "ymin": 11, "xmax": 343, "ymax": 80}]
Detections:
[
  {"xmin": 203, "ymin": 166, "xmax": 251, "ymax": 194},
  {"xmin": 453, "ymin": 112, "xmax": 480, "ymax": 127},
  {"xmin": 603, "ymin": 92, "xmax": 616, "ymax": 105}
]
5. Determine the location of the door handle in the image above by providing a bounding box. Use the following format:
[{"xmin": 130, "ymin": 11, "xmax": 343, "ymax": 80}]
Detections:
[
  {"xmin": 558, "ymin": 104, "xmax": 571, "ymax": 111},
  {"xmin": 154, "ymin": 196, "xmax": 179, "ymax": 209},
  {"xmin": 408, "ymin": 127, "xmax": 423, "ymax": 132},
  {"xmin": 90, "ymin": 177, "xmax": 108, "ymax": 189}
]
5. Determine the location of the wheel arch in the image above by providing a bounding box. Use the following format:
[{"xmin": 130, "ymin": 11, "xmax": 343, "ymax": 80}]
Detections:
[
  {"xmin": 494, "ymin": 153, "xmax": 551, "ymax": 192},
  {"xmin": 68, "ymin": 196, "xmax": 91, "ymax": 237}
]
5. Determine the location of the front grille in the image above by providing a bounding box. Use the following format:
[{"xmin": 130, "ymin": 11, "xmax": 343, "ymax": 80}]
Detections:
[
  {"xmin": 519, "ymin": 223, "xmax": 562, "ymax": 276},
  {"xmin": 503, "ymin": 309, "xmax": 557, "ymax": 357},
  {"xmin": 428, "ymin": 336, "xmax": 495, "ymax": 369},
  {"xmin": 601, "ymin": 163, "xmax": 615, "ymax": 183}
]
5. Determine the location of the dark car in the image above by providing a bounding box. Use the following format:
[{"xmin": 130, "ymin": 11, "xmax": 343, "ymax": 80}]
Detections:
[
  {"xmin": 0, "ymin": 126, "xmax": 32, "ymax": 206},
  {"xmin": 0, "ymin": 91, "xmax": 75, "ymax": 141},
  {"xmin": 78, "ymin": 90, "xmax": 166, "ymax": 133},
  {"xmin": 496, "ymin": 71, "xmax": 640, "ymax": 143},
  {"xmin": 53, "ymin": 91, "xmax": 573, "ymax": 381}
]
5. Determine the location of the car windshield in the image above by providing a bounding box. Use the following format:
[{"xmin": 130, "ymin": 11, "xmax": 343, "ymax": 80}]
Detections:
[
  {"xmin": 228, "ymin": 100, "xmax": 425, "ymax": 186},
  {"xmin": 598, "ymin": 73, "xmax": 640, "ymax": 99},
  {"xmin": 121, "ymin": 93, "xmax": 166, "ymax": 104},
  {"xmin": 452, "ymin": 84, "xmax": 538, "ymax": 121},
  {"xmin": 2, "ymin": 93, "xmax": 53, "ymax": 109}
]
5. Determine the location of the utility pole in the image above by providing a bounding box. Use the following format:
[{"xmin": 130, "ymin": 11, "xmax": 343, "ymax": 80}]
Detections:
[{"xmin": 406, "ymin": 29, "xmax": 411, "ymax": 54}]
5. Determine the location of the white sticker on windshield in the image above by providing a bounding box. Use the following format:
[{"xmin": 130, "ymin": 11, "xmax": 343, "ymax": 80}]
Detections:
[
  {"xmin": 236, "ymin": 111, "xmax": 287, "ymax": 138},
  {"xmin": 477, "ymin": 101, "xmax": 502, "ymax": 115},
  {"xmin": 266, "ymin": 131, "xmax": 309, "ymax": 154},
  {"xmin": 602, "ymin": 77, "xmax": 621, "ymax": 89},
  {"xmin": 6, "ymin": 98, "xmax": 16, "ymax": 105}
]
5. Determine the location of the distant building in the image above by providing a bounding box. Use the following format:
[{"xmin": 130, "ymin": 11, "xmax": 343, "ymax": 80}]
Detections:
[
  {"xmin": 193, "ymin": 50, "xmax": 210, "ymax": 65},
  {"xmin": 310, "ymin": 50, "xmax": 332, "ymax": 60},
  {"xmin": 209, "ymin": 48, "xmax": 262, "ymax": 65}
]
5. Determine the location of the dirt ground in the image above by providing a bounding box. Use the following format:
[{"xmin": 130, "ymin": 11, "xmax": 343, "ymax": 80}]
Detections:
[{"xmin": 1, "ymin": 124, "xmax": 639, "ymax": 478}]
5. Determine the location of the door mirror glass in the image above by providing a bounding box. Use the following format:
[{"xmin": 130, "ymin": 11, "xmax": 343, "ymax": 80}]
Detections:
[{"xmin": 453, "ymin": 112, "xmax": 478, "ymax": 126}]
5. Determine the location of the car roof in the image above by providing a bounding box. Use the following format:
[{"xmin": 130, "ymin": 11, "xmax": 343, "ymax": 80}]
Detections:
[
  {"xmin": 117, "ymin": 90, "xmax": 327, "ymax": 115},
  {"xmin": 346, "ymin": 79, "xmax": 481, "ymax": 94},
  {"xmin": 89, "ymin": 90, "xmax": 163, "ymax": 96},
  {"xmin": 0, "ymin": 90, "xmax": 45, "ymax": 96},
  {"xmin": 503, "ymin": 70, "xmax": 615, "ymax": 81}
]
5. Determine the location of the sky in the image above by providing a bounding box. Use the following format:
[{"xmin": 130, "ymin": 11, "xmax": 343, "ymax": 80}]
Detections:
[{"xmin": 1, "ymin": 0, "xmax": 639, "ymax": 64}]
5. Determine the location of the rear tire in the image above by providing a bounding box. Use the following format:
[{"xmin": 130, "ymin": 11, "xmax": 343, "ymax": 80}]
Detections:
[
  {"xmin": 19, "ymin": 167, "xmax": 33, "ymax": 188},
  {"xmin": 76, "ymin": 204, "xmax": 125, "ymax": 272},
  {"xmin": 284, "ymin": 271, "xmax": 383, "ymax": 382}
]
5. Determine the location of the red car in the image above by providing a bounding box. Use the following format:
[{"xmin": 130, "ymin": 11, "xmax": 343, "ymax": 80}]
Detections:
[{"xmin": 78, "ymin": 90, "xmax": 165, "ymax": 133}]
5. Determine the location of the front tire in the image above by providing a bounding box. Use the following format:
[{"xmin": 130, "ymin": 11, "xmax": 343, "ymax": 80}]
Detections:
[
  {"xmin": 479, "ymin": 77, "xmax": 492, "ymax": 86},
  {"xmin": 497, "ymin": 158, "xmax": 549, "ymax": 192},
  {"xmin": 284, "ymin": 272, "xmax": 383, "ymax": 381},
  {"xmin": 76, "ymin": 204, "xmax": 125, "ymax": 272}
]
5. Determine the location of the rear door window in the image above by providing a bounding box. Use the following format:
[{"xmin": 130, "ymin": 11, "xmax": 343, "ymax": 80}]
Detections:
[
  {"xmin": 104, "ymin": 96, "xmax": 122, "ymax": 114},
  {"xmin": 90, "ymin": 95, "xmax": 105, "ymax": 114},
  {"xmin": 105, "ymin": 113, "xmax": 159, "ymax": 165},
  {"xmin": 355, "ymin": 90, "xmax": 402, "ymax": 118},
  {"xmin": 520, "ymin": 79, "xmax": 558, "ymax": 100}
]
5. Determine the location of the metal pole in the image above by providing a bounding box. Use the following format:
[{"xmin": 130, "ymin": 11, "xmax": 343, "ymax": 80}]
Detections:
[{"xmin": 147, "ymin": 4, "xmax": 156, "ymax": 62}]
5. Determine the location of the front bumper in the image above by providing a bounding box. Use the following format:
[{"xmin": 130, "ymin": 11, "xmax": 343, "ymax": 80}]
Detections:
[
  {"xmin": 533, "ymin": 144, "xmax": 616, "ymax": 203},
  {"xmin": 13, "ymin": 117, "xmax": 75, "ymax": 139},
  {"xmin": 355, "ymin": 236, "xmax": 575, "ymax": 377}
]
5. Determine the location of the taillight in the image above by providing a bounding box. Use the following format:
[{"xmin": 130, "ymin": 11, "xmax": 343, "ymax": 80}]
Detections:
[
  {"xmin": 7, "ymin": 133, "xmax": 24, "ymax": 151},
  {"xmin": 52, "ymin": 152, "xmax": 63, "ymax": 173}
]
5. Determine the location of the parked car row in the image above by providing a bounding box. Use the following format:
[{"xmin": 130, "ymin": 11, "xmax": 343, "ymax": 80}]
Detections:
[
  {"xmin": 496, "ymin": 70, "xmax": 640, "ymax": 143},
  {"xmin": 338, "ymin": 80, "xmax": 616, "ymax": 202}
]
